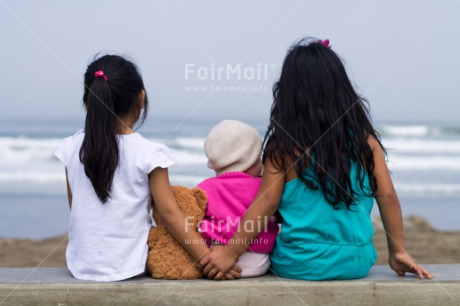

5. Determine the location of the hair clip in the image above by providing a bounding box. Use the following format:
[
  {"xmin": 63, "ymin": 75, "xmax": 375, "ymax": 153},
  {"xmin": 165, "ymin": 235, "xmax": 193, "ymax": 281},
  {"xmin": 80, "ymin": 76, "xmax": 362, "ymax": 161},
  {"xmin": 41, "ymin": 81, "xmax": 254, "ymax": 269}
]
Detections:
[
  {"xmin": 94, "ymin": 70, "xmax": 108, "ymax": 81},
  {"xmin": 319, "ymin": 39, "xmax": 330, "ymax": 48}
]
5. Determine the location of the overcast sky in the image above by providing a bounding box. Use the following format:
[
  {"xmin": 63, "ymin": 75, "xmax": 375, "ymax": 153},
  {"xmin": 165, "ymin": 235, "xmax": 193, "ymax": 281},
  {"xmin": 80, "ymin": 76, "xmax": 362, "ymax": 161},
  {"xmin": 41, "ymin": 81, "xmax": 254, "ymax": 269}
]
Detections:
[{"xmin": 1, "ymin": 0, "xmax": 459, "ymax": 125}]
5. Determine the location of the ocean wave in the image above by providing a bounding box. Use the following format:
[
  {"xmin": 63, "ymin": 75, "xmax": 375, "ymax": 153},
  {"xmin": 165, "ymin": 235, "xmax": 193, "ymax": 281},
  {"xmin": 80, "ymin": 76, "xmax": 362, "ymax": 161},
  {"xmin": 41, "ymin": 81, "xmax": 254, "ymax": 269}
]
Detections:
[
  {"xmin": 174, "ymin": 150, "xmax": 207, "ymax": 165},
  {"xmin": 0, "ymin": 137, "xmax": 60, "ymax": 163},
  {"xmin": 394, "ymin": 183, "xmax": 460, "ymax": 196},
  {"xmin": 378, "ymin": 125, "xmax": 460, "ymax": 138},
  {"xmin": 1, "ymin": 169, "xmax": 457, "ymax": 198},
  {"xmin": 1, "ymin": 135, "xmax": 460, "ymax": 172},
  {"xmin": 379, "ymin": 125, "xmax": 432, "ymax": 137},
  {"xmin": 383, "ymin": 139, "xmax": 460, "ymax": 154},
  {"xmin": 0, "ymin": 172, "xmax": 65, "ymax": 183},
  {"xmin": 0, "ymin": 136, "xmax": 208, "ymax": 165},
  {"xmin": 387, "ymin": 155, "xmax": 460, "ymax": 170},
  {"xmin": 165, "ymin": 137, "xmax": 205, "ymax": 151}
]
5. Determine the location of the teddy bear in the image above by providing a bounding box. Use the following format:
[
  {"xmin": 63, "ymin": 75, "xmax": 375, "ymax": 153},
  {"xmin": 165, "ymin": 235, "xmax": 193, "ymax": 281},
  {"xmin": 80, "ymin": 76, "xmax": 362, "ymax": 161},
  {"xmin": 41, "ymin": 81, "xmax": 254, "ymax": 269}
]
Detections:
[{"xmin": 147, "ymin": 185, "xmax": 207, "ymax": 279}]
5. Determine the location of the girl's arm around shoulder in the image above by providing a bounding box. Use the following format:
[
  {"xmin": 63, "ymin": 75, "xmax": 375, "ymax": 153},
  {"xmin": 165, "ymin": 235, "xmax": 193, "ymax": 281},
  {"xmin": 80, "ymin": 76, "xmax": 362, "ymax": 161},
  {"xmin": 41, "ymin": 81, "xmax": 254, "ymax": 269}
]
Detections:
[
  {"xmin": 202, "ymin": 157, "xmax": 285, "ymax": 280},
  {"xmin": 148, "ymin": 167, "xmax": 241, "ymax": 279},
  {"xmin": 369, "ymin": 136, "xmax": 432, "ymax": 279}
]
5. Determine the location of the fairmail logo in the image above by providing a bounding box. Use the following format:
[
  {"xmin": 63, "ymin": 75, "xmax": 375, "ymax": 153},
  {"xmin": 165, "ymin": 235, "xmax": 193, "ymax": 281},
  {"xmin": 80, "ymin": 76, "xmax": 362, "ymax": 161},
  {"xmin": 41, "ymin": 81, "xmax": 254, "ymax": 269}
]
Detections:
[{"xmin": 184, "ymin": 63, "xmax": 276, "ymax": 81}]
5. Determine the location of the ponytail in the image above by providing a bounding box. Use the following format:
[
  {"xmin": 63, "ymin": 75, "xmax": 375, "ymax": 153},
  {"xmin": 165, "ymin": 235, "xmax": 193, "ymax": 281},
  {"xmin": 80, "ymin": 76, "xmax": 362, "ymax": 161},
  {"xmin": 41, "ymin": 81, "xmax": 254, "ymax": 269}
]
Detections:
[
  {"xmin": 80, "ymin": 78, "xmax": 119, "ymax": 203},
  {"xmin": 80, "ymin": 54, "xmax": 148, "ymax": 203}
]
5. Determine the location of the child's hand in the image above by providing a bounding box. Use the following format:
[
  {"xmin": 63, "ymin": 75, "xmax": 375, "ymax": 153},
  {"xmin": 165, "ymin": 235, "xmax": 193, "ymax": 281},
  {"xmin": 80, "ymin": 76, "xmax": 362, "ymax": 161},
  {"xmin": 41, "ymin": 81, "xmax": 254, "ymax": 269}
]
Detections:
[
  {"xmin": 196, "ymin": 250, "xmax": 241, "ymax": 280},
  {"xmin": 223, "ymin": 265, "xmax": 242, "ymax": 280},
  {"xmin": 389, "ymin": 252, "xmax": 433, "ymax": 279},
  {"xmin": 202, "ymin": 245, "xmax": 240, "ymax": 280}
]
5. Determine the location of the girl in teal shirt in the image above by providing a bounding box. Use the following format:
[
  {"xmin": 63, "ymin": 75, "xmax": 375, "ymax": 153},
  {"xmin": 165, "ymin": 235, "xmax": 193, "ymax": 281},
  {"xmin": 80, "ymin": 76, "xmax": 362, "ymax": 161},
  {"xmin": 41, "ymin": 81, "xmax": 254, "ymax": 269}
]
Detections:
[{"xmin": 200, "ymin": 38, "xmax": 432, "ymax": 281}]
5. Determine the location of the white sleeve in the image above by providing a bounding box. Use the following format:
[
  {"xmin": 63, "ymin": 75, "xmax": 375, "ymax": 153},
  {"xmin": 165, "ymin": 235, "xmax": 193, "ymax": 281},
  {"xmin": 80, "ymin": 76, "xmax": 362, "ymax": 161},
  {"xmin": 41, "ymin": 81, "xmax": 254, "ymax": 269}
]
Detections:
[
  {"xmin": 54, "ymin": 138, "xmax": 70, "ymax": 167},
  {"xmin": 144, "ymin": 143, "xmax": 177, "ymax": 174}
]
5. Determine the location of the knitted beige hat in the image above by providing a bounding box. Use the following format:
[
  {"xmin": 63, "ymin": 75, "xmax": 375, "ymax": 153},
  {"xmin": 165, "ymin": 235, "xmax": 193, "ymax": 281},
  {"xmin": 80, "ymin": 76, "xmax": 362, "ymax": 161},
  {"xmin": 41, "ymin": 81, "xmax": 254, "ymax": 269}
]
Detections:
[{"xmin": 204, "ymin": 120, "xmax": 262, "ymax": 175}]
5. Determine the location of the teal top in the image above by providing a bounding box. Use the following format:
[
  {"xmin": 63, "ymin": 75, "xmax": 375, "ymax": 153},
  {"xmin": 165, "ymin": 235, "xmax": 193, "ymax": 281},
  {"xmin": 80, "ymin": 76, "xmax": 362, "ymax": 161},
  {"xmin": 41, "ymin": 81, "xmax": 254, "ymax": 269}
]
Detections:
[{"xmin": 270, "ymin": 164, "xmax": 377, "ymax": 280}]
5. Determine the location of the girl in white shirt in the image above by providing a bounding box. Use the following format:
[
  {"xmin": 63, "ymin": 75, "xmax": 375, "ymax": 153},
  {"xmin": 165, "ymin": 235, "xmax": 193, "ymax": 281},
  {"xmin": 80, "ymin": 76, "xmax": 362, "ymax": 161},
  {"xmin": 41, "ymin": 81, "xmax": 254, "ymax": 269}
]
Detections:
[{"xmin": 55, "ymin": 54, "xmax": 240, "ymax": 281}]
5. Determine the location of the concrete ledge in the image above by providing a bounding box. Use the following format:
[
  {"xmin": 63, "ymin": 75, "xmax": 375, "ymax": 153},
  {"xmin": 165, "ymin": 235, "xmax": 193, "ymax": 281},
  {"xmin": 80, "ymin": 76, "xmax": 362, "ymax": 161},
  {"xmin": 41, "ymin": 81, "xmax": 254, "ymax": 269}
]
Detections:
[{"xmin": 1, "ymin": 265, "xmax": 459, "ymax": 305}]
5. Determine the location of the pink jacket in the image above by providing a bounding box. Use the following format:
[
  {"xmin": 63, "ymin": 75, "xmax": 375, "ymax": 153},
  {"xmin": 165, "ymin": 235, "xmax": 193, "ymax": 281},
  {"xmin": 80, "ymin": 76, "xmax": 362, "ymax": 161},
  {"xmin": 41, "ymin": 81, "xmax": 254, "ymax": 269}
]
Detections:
[{"xmin": 198, "ymin": 172, "xmax": 278, "ymax": 253}]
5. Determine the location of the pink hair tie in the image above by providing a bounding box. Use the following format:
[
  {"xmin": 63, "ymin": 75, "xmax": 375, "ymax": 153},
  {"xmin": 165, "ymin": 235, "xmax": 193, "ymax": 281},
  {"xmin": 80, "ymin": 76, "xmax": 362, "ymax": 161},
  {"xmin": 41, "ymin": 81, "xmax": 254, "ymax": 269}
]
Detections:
[
  {"xmin": 319, "ymin": 39, "xmax": 330, "ymax": 48},
  {"xmin": 94, "ymin": 70, "xmax": 108, "ymax": 81}
]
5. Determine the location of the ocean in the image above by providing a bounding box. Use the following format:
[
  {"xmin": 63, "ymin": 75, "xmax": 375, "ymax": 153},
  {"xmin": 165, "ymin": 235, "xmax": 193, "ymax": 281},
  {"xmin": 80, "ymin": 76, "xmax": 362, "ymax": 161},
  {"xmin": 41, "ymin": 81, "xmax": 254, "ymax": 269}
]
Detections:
[{"xmin": 1, "ymin": 117, "xmax": 459, "ymax": 239}]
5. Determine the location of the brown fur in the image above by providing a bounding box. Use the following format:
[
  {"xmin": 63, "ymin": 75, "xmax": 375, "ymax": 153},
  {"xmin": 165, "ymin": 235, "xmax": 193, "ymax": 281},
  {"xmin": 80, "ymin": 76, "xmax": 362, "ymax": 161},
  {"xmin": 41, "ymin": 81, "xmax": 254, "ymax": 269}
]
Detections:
[{"xmin": 147, "ymin": 186, "xmax": 207, "ymax": 279}]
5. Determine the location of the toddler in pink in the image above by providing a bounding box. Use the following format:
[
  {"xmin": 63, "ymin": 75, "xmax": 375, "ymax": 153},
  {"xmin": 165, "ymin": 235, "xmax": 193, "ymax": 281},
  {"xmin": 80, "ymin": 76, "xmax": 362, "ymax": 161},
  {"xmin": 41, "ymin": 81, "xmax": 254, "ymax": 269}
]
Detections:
[{"xmin": 198, "ymin": 120, "xmax": 278, "ymax": 277}]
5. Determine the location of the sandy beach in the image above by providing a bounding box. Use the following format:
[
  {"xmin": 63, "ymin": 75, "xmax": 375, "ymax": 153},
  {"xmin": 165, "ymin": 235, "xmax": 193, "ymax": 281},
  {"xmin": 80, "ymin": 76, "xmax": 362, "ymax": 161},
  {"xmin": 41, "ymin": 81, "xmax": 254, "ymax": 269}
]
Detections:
[{"xmin": 0, "ymin": 216, "xmax": 458, "ymax": 268}]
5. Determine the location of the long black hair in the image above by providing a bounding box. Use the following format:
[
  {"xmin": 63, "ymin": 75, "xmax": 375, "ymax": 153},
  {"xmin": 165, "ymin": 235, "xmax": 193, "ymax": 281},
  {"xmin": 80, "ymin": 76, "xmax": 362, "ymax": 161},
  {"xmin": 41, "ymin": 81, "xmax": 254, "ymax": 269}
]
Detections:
[
  {"xmin": 263, "ymin": 37, "xmax": 385, "ymax": 209},
  {"xmin": 80, "ymin": 54, "xmax": 148, "ymax": 203}
]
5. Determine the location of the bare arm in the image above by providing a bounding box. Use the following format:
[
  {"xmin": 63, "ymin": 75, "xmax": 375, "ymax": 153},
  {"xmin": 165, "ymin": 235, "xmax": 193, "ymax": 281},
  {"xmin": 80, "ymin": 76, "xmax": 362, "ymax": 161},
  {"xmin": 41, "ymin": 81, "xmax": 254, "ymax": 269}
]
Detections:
[
  {"xmin": 370, "ymin": 137, "xmax": 432, "ymax": 279},
  {"xmin": 371, "ymin": 139, "xmax": 405, "ymax": 254},
  {"xmin": 149, "ymin": 167, "xmax": 210, "ymax": 261},
  {"xmin": 203, "ymin": 158, "xmax": 285, "ymax": 279},
  {"xmin": 149, "ymin": 167, "xmax": 241, "ymax": 279},
  {"xmin": 65, "ymin": 169, "xmax": 72, "ymax": 209}
]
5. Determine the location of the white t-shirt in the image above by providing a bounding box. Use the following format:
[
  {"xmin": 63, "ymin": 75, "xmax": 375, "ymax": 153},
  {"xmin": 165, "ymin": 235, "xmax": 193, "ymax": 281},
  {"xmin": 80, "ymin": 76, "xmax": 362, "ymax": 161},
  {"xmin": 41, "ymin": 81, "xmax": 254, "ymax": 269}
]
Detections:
[{"xmin": 55, "ymin": 130, "xmax": 176, "ymax": 281}]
